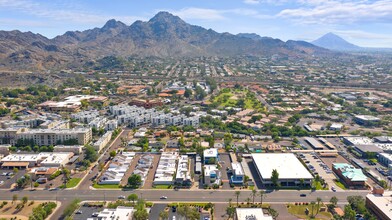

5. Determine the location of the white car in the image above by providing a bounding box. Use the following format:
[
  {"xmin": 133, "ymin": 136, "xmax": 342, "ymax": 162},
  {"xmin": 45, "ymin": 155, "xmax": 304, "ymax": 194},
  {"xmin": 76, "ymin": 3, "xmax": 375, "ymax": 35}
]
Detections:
[
  {"xmin": 118, "ymin": 195, "xmax": 126, "ymax": 199},
  {"xmin": 0, "ymin": 181, "xmax": 4, "ymax": 185},
  {"xmin": 160, "ymin": 196, "xmax": 168, "ymax": 199}
]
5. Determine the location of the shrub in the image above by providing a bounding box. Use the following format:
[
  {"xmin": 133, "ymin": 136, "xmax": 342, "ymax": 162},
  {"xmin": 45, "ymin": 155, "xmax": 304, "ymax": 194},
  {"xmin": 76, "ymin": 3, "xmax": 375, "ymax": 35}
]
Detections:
[{"xmin": 34, "ymin": 182, "xmax": 39, "ymax": 187}]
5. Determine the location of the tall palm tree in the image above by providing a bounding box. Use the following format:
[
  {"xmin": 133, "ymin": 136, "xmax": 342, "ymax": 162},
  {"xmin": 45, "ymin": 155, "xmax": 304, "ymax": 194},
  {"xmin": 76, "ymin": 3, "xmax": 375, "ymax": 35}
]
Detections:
[
  {"xmin": 259, "ymin": 190, "xmax": 265, "ymax": 205},
  {"xmin": 316, "ymin": 197, "xmax": 322, "ymax": 215},
  {"xmin": 251, "ymin": 189, "xmax": 257, "ymax": 204},
  {"xmin": 310, "ymin": 201, "xmax": 316, "ymax": 218},
  {"xmin": 245, "ymin": 197, "xmax": 251, "ymax": 206},
  {"xmin": 235, "ymin": 191, "xmax": 241, "ymax": 206}
]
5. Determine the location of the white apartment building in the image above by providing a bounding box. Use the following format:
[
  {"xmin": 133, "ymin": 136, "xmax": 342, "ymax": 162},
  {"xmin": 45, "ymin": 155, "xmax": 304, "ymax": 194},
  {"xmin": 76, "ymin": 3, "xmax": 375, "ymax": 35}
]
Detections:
[
  {"xmin": 89, "ymin": 117, "xmax": 108, "ymax": 130},
  {"xmin": 93, "ymin": 131, "xmax": 112, "ymax": 152},
  {"xmin": 105, "ymin": 119, "xmax": 118, "ymax": 131},
  {"xmin": 16, "ymin": 128, "xmax": 92, "ymax": 146},
  {"xmin": 71, "ymin": 110, "xmax": 100, "ymax": 124}
]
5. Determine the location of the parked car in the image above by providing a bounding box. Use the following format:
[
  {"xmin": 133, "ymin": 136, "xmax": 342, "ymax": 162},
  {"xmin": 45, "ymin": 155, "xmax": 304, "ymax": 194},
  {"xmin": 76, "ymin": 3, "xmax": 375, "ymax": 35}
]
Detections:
[{"xmin": 76, "ymin": 210, "xmax": 83, "ymax": 214}]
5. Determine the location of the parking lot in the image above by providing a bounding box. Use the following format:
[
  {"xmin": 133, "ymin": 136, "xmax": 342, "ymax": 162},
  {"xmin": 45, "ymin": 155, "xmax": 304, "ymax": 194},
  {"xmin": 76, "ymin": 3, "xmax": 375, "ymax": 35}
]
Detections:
[
  {"xmin": 218, "ymin": 153, "xmax": 232, "ymax": 189},
  {"xmin": 73, "ymin": 204, "xmax": 103, "ymax": 220},
  {"xmin": 301, "ymin": 153, "xmax": 341, "ymax": 191},
  {"xmin": 0, "ymin": 169, "xmax": 26, "ymax": 189},
  {"xmin": 168, "ymin": 205, "xmax": 211, "ymax": 220}
]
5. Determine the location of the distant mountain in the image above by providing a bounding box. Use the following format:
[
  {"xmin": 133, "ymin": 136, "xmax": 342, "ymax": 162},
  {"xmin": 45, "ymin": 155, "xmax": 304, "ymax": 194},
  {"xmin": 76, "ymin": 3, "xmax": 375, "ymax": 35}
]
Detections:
[
  {"xmin": 312, "ymin": 33, "xmax": 361, "ymax": 51},
  {"xmin": 0, "ymin": 11, "xmax": 334, "ymax": 71}
]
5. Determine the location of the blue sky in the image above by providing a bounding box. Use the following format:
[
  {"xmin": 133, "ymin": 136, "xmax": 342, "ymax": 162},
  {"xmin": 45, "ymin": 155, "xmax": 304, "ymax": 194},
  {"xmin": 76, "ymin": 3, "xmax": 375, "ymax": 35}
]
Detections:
[{"xmin": 0, "ymin": 0, "xmax": 391, "ymax": 47}]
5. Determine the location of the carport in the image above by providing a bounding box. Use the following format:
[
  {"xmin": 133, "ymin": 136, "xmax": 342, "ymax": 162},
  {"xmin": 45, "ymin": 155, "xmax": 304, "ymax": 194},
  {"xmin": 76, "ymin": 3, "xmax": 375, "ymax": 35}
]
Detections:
[{"xmin": 1, "ymin": 161, "xmax": 29, "ymax": 169}]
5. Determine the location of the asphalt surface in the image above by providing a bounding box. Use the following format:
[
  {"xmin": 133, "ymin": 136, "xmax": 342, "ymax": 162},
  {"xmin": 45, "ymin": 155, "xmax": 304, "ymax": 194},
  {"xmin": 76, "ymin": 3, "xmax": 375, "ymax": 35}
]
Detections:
[{"xmin": 0, "ymin": 188, "xmax": 369, "ymax": 204}]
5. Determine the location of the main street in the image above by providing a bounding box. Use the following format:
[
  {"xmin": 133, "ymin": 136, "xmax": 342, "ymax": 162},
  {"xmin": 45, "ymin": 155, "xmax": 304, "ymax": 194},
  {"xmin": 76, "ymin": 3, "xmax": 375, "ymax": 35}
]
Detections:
[{"xmin": 1, "ymin": 188, "xmax": 369, "ymax": 204}]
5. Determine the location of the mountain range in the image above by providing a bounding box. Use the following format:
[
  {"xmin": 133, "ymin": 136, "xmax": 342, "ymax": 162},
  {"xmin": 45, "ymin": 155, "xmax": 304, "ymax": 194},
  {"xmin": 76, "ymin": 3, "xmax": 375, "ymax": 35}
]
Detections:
[{"xmin": 0, "ymin": 11, "xmax": 334, "ymax": 71}]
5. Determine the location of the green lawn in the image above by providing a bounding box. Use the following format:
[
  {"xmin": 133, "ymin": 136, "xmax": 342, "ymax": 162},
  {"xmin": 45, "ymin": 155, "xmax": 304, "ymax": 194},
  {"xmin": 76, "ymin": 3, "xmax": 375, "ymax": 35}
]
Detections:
[
  {"xmin": 66, "ymin": 178, "xmax": 81, "ymax": 188},
  {"xmin": 333, "ymin": 179, "xmax": 347, "ymax": 190},
  {"xmin": 153, "ymin": 185, "xmax": 172, "ymax": 189},
  {"xmin": 93, "ymin": 183, "xmax": 120, "ymax": 189},
  {"xmin": 312, "ymin": 181, "xmax": 328, "ymax": 190},
  {"xmin": 288, "ymin": 204, "xmax": 333, "ymax": 220}
]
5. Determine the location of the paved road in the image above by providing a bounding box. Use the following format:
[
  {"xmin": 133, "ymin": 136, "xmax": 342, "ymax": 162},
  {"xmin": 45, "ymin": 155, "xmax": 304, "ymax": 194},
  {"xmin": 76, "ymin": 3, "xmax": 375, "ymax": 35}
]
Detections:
[
  {"xmin": 78, "ymin": 128, "xmax": 130, "ymax": 190},
  {"xmin": 0, "ymin": 189, "xmax": 369, "ymax": 204}
]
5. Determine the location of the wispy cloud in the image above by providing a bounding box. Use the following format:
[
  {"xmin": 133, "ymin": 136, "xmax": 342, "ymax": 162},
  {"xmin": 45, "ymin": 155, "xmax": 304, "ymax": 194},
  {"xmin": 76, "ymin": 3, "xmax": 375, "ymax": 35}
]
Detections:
[
  {"xmin": 243, "ymin": 0, "xmax": 260, "ymax": 5},
  {"xmin": 278, "ymin": 0, "xmax": 392, "ymax": 24},
  {"xmin": 165, "ymin": 7, "xmax": 272, "ymax": 21},
  {"xmin": 0, "ymin": 0, "xmax": 144, "ymax": 25},
  {"xmin": 167, "ymin": 8, "xmax": 226, "ymax": 21}
]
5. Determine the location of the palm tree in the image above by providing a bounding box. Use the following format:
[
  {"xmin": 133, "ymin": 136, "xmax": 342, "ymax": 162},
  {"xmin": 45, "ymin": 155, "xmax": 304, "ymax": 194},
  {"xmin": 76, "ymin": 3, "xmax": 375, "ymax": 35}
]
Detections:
[
  {"xmin": 316, "ymin": 197, "xmax": 322, "ymax": 216},
  {"xmin": 228, "ymin": 198, "xmax": 232, "ymax": 207},
  {"xmin": 235, "ymin": 191, "xmax": 241, "ymax": 206},
  {"xmin": 245, "ymin": 197, "xmax": 251, "ymax": 206},
  {"xmin": 159, "ymin": 210, "xmax": 169, "ymax": 220},
  {"xmin": 299, "ymin": 178, "xmax": 304, "ymax": 189},
  {"xmin": 259, "ymin": 190, "xmax": 265, "ymax": 205},
  {"xmin": 310, "ymin": 201, "xmax": 316, "ymax": 218},
  {"xmin": 251, "ymin": 189, "xmax": 257, "ymax": 204}
]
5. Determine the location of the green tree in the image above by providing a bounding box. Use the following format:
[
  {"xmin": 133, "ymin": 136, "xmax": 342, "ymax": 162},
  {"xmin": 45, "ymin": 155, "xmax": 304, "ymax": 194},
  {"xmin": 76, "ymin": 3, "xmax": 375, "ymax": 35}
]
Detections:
[
  {"xmin": 224, "ymin": 133, "xmax": 233, "ymax": 147},
  {"xmin": 110, "ymin": 150, "xmax": 117, "ymax": 157},
  {"xmin": 128, "ymin": 174, "xmax": 142, "ymax": 188},
  {"xmin": 343, "ymin": 204, "xmax": 356, "ymax": 220},
  {"xmin": 184, "ymin": 89, "xmax": 192, "ymax": 98},
  {"xmin": 316, "ymin": 197, "xmax": 322, "ymax": 215},
  {"xmin": 226, "ymin": 206, "xmax": 236, "ymax": 219},
  {"xmin": 12, "ymin": 194, "xmax": 18, "ymax": 204},
  {"xmin": 84, "ymin": 145, "xmax": 98, "ymax": 162},
  {"xmin": 13, "ymin": 167, "xmax": 19, "ymax": 174},
  {"xmin": 259, "ymin": 190, "xmax": 265, "ymax": 205},
  {"xmin": 271, "ymin": 169, "xmax": 279, "ymax": 188},
  {"xmin": 330, "ymin": 196, "xmax": 338, "ymax": 208},
  {"xmin": 235, "ymin": 191, "xmax": 241, "ymax": 206},
  {"xmin": 62, "ymin": 168, "xmax": 71, "ymax": 185},
  {"xmin": 251, "ymin": 189, "xmax": 257, "ymax": 204},
  {"xmin": 133, "ymin": 199, "xmax": 149, "ymax": 220},
  {"xmin": 159, "ymin": 210, "xmax": 169, "ymax": 220},
  {"xmin": 268, "ymin": 207, "xmax": 279, "ymax": 219},
  {"xmin": 21, "ymin": 196, "xmax": 28, "ymax": 204},
  {"xmin": 128, "ymin": 193, "xmax": 138, "ymax": 205},
  {"xmin": 310, "ymin": 201, "xmax": 316, "ymax": 218},
  {"xmin": 207, "ymin": 157, "xmax": 216, "ymax": 165}
]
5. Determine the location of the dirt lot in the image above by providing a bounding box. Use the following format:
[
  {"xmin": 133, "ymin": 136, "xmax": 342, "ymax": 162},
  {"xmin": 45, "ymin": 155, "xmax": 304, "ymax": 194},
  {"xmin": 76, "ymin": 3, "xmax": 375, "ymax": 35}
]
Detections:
[{"xmin": 0, "ymin": 201, "xmax": 54, "ymax": 220}]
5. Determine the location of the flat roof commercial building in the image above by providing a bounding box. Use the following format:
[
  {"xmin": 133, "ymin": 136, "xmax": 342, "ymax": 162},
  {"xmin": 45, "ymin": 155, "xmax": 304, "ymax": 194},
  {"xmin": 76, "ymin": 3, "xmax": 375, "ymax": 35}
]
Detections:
[
  {"xmin": 304, "ymin": 137, "xmax": 325, "ymax": 150},
  {"xmin": 204, "ymin": 148, "xmax": 218, "ymax": 164},
  {"xmin": 235, "ymin": 208, "xmax": 273, "ymax": 220},
  {"xmin": 230, "ymin": 163, "xmax": 244, "ymax": 185},
  {"xmin": 251, "ymin": 153, "xmax": 313, "ymax": 187},
  {"xmin": 1, "ymin": 152, "xmax": 73, "ymax": 169},
  {"xmin": 354, "ymin": 115, "xmax": 380, "ymax": 126},
  {"xmin": 332, "ymin": 163, "xmax": 367, "ymax": 188},
  {"xmin": 366, "ymin": 192, "xmax": 392, "ymax": 220}
]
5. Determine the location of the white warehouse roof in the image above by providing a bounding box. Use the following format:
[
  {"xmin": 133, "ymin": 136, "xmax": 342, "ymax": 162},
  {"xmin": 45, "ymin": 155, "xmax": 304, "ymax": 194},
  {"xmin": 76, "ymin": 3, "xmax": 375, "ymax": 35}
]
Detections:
[{"xmin": 252, "ymin": 153, "xmax": 313, "ymax": 180}]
